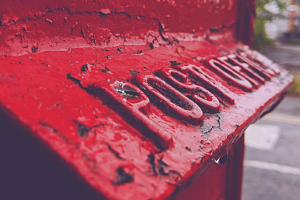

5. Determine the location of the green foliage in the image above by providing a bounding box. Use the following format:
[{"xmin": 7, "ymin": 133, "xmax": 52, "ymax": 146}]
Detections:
[
  {"xmin": 253, "ymin": 0, "xmax": 287, "ymax": 51},
  {"xmin": 274, "ymin": 0, "xmax": 287, "ymax": 10},
  {"xmin": 253, "ymin": 18, "xmax": 274, "ymax": 51},
  {"xmin": 289, "ymin": 73, "xmax": 300, "ymax": 96},
  {"xmin": 256, "ymin": 0, "xmax": 286, "ymax": 11},
  {"xmin": 256, "ymin": 0, "xmax": 269, "ymax": 11}
]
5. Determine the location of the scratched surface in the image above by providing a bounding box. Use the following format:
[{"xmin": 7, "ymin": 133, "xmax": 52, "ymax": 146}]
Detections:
[
  {"xmin": 0, "ymin": 0, "xmax": 239, "ymax": 56},
  {"xmin": 0, "ymin": 40, "xmax": 293, "ymax": 199},
  {"xmin": 0, "ymin": 0, "xmax": 293, "ymax": 199}
]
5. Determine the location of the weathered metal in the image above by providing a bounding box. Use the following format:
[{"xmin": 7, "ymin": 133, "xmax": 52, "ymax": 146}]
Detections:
[{"xmin": 0, "ymin": 0, "xmax": 293, "ymax": 199}]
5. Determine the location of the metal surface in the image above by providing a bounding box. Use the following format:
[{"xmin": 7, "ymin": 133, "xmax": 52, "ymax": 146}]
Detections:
[
  {"xmin": 175, "ymin": 134, "xmax": 245, "ymax": 200},
  {"xmin": 0, "ymin": 0, "xmax": 294, "ymax": 199}
]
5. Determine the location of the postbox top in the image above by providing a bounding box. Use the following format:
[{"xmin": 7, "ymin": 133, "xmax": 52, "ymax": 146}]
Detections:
[{"xmin": 0, "ymin": 40, "xmax": 293, "ymax": 199}]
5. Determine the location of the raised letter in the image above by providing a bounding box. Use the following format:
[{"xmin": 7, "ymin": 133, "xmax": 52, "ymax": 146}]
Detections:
[
  {"xmin": 157, "ymin": 67, "xmax": 220, "ymax": 113},
  {"xmin": 91, "ymin": 80, "xmax": 172, "ymax": 148},
  {"xmin": 132, "ymin": 74, "xmax": 203, "ymax": 126},
  {"xmin": 205, "ymin": 59, "xmax": 253, "ymax": 91}
]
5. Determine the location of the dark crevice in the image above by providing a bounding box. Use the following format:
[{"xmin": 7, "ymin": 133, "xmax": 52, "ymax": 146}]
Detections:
[
  {"xmin": 81, "ymin": 28, "xmax": 85, "ymax": 39},
  {"xmin": 112, "ymin": 167, "xmax": 134, "ymax": 185},
  {"xmin": 32, "ymin": 46, "xmax": 38, "ymax": 53},
  {"xmin": 204, "ymin": 33, "xmax": 217, "ymax": 45},
  {"xmin": 80, "ymin": 64, "xmax": 89, "ymax": 72},
  {"xmin": 148, "ymin": 43, "xmax": 154, "ymax": 49},
  {"xmin": 185, "ymin": 146, "xmax": 192, "ymax": 152},
  {"xmin": 147, "ymin": 154, "xmax": 181, "ymax": 183},
  {"xmin": 227, "ymin": 58, "xmax": 238, "ymax": 66},
  {"xmin": 82, "ymin": 153, "xmax": 97, "ymax": 171},
  {"xmin": 74, "ymin": 120, "xmax": 91, "ymax": 138},
  {"xmin": 107, "ymin": 144, "xmax": 125, "ymax": 160},
  {"xmin": 99, "ymin": 66, "xmax": 110, "ymax": 73},
  {"xmin": 148, "ymin": 153, "xmax": 158, "ymax": 176},
  {"xmin": 215, "ymin": 114, "xmax": 221, "ymax": 128},
  {"xmin": 202, "ymin": 126, "xmax": 213, "ymax": 134},
  {"xmin": 114, "ymin": 11, "xmax": 132, "ymax": 19},
  {"xmin": 39, "ymin": 122, "xmax": 72, "ymax": 144},
  {"xmin": 158, "ymin": 21, "xmax": 169, "ymax": 42},
  {"xmin": 129, "ymin": 70, "xmax": 140, "ymax": 75},
  {"xmin": 189, "ymin": 73, "xmax": 234, "ymax": 104},
  {"xmin": 170, "ymin": 61, "xmax": 182, "ymax": 66},
  {"xmin": 66, "ymin": 73, "xmax": 92, "ymax": 93},
  {"xmin": 147, "ymin": 78, "xmax": 193, "ymax": 110},
  {"xmin": 157, "ymin": 157, "xmax": 170, "ymax": 176},
  {"xmin": 209, "ymin": 23, "xmax": 235, "ymax": 33},
  {"xmin": 213, "ymin": 61, "xmax": 242, "ymax": 80},
  {"xmin": 39, "ymin": 121, "xmax": 58, "ymax": 132}
]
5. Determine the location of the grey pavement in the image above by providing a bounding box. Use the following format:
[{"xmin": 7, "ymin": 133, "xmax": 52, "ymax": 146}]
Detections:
[
  {"xmin": 242, "ymin": 43, "xmax": 300, "ymax": 200},
  {"xmin": 242, "ymin": 44, "xmax": 300, "ymax": 200},
  {"xmin": 242, "ymin": 96, "xmax": 300, "ymax": 200},
  {"xmin": 262, "ymin": 43, "xmax": 300, "ymax": 69}
]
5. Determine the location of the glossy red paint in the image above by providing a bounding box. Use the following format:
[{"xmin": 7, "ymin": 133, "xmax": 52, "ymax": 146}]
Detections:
[
  {"xmin": 0, "ymin": 0, "xmax": 294, "ymax": 200},
  {"xmin": 174, "ymin": 134, "xmax": 245, "ymax": 200},
  {"xmin": 157, "ymin": 67, "xmax": 220, "ymax": 113}
]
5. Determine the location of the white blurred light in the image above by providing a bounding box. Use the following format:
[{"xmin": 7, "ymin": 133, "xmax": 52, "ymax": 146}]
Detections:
[
  {"xmin": 264, "ymin": 2, "xmax": 280, "ymax": 14},
  {"xmin": 287, "ymin": 5, "xmax": 297, "ymax": 12}
]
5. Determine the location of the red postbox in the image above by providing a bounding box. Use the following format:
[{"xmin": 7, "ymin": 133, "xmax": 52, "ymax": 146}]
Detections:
[{"xmin": 0, "ymin": 0, "xmax": 293, "ymax": 200}]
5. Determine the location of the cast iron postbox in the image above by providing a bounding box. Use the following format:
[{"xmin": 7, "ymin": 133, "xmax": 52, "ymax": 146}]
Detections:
[{"xmin": 0, "ymin": 0, "xmax": 294, "ymax": 200}]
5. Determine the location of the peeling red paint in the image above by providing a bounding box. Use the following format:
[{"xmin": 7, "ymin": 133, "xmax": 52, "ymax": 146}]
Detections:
[
  {"xmin": 0, "ymin": 0, "xmax": 239, "ymax": 55},
  {"xmin": 0, "ymin": 42, "xmax": 293, "ymax": 199},
  {"xmin": 0, "ymin": 0, "xmax": 294, "ymax": 199}
]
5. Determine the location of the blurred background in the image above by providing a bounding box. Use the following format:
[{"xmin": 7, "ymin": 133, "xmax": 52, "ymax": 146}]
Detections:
[{"xmin": 243, "ymin": 0, "xmax": 300, "ymax": 199}]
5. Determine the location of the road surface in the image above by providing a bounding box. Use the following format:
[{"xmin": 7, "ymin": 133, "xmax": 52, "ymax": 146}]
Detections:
[{"xmin": 242, "ymin": 95, "xmax": 300, "ymax": 200}]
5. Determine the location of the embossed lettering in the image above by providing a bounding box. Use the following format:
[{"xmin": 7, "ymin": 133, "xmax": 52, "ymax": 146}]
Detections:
[
  {"xmin": 217, "ymin": 55, "xmax": 263, "ymax": 89},
  {"xmin": 206, "ymin": 59, "xmax": 253, "ymax": 91},
  {"xmin": 237, "ymin": 52, "xmax": 274, "ymax": 80},
  {"xmin": 132, "ymin": 74, "xmax": 203, "ymax": 125},
  {"xmin": 157, "ymin": 67, "xmax": 220, "ymax": 113},
  {"xmin": 179, "ymin": 64, "xmax": 235, "ymax": 104},
  {"xmin": 92, "ymin": 80, "xmax": 172, "ymax": 148},
  {"xmin": 246, "ymin": 50, "xmax": 280, "ymax": 76}
]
